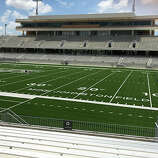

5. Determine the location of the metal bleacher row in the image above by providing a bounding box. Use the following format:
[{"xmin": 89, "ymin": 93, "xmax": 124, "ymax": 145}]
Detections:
[
  {"xmin": 0, "ymin": 35, "xmax": 158, "ymax": 51},
  {"xmin": 0, "ymin": 52, "xmax": 158, "ymax": 68},
  {"xmin": 0, "ymin": 125, "xmax": 157, "ymax": 158},
  {"xmin": 1, "ymin": 36, "xmax": 158, "ymax": 68}
]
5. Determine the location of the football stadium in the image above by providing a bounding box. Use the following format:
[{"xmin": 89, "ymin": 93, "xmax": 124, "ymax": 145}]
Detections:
[
  {"xmin": 1, "ymin": 1, "xmax": 158, "ymax": 139},
  {"xmin": 1, "ymin": 1, "xmax": 158, "ymax": 157}
]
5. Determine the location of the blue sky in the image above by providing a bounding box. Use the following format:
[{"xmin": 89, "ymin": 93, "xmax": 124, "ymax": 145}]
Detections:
[{"xmin": 0, "ymin": 0, "xmax": 158, "ymax": 35}]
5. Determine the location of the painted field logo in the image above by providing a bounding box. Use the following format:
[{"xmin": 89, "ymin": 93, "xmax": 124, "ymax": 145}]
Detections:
[
  {"xmin": 77, "ymin": 87, "xmax": 104, "ymax": 91},
  {"xmin": 27, "ymin": 83, "xmax": 51, "ymax": 87}
]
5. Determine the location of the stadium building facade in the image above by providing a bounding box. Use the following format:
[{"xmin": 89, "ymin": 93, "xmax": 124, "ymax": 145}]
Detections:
[{"xmin": 1, "ymin": 12, "xmax": 158, "ymax": 56}]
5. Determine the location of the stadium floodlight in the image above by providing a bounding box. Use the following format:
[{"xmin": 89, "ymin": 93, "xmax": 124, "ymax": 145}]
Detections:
[
  {"xmin": 33, "ymin": 0, "xmax": 42, "ymax": 15},
  {"xmin": 132, "ymin": 0, "xmax": 136, "ymax": 13}
]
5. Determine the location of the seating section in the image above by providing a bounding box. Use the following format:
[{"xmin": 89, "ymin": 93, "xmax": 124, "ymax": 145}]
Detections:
[
  {"xmin": 1, "ymin": 52, "xmax": 158, "ymax": 68},
  {"xmin": 0, "ymin": 125, "xmax": 157, "ymax": 158},
  {"xmin": 0, "ymin": 36, "xmax": 158, "ymax": 51}
]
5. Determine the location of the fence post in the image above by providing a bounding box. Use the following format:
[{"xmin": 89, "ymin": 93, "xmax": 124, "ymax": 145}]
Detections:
[{"xmin": 155, "ymin": 122, "xmax": 158, "ymax": 139}]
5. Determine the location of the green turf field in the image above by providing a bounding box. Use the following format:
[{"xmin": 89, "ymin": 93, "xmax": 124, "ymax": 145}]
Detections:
[{"xmin": 0, "ymin": 63, "xmax": 158, "ymax": 129}]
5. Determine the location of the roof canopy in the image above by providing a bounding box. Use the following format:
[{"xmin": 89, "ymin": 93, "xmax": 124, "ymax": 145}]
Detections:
[{"xmin": 16, "ymin": 12, "xmax": 158, "ymax": 23}]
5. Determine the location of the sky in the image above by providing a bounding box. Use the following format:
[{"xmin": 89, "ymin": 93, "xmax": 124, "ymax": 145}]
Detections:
[{"xmin": 0, "ymin": 0, "xmax": 158, "ymax": 35}]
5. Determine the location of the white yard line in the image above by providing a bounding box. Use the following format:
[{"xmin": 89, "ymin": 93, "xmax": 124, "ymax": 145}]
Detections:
[
  {"xmin": 1, "ymin": 69, "xmax": 68, "ymax": 87},
  {"xmin": 110, "ymin": 71, "xmax": 133, "ymax": 103},
  {"xmin": 147, "ymin": 73, "xmax": 152, "ymax": 108},
  {"xmin": 42, "ymin": 70, "xmax": 101, "ymax": 96},
  {"xmin": 0, "ymin": 91, "xmax": 158, "ymax": 111},
  {"xmin": 0, "ymin": 98, "xmax": 20, "ymax": 103},
  {"xmin": 73, "ymin": 72, "xmax": 114, "ymax": 99},
  {"xmin": 12, "ymin": 69, "xmax": 83, "ymax": 93},
  {"xmin": 0, "ymin": 99, "xmax": 33, "ymax": 113},
  {"xmin": 0, "ymin": 73, "xmax": 29, "ymax": 81}
]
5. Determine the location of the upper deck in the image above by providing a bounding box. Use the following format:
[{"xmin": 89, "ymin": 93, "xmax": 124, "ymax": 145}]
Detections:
[{"xmin": 16, "ymin": 13, "xmax": 158, "ymax": 36}]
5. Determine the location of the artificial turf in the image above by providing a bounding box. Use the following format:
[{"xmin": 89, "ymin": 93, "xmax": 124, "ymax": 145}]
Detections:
[{"xmin": 0, "ymin": 62, "xmax": 158, "ymax": 131}]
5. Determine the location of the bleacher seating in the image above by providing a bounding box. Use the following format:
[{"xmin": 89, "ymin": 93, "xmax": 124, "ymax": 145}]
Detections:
[
  {"xmin": 1, "ymin": 52, "xmax": 155, "ymax": 68},
  {"xmin": 0, "ymin": 125, "xmax": 157, "ymax": 158},
  {"xmin": 0, "ymin": 35, "xmax": 158, "ymax": 51}
]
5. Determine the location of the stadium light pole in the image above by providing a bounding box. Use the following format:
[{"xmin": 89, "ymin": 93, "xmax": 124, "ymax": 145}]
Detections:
[
  {"xmin": 4, "ymin": 24, "xmax": 7, "ymax": 37},
  {"xmin": 33, "ymin": 0, "xmax": 42, "ymax": 15},
  {"xmin": 132, "ymin": 0, "xmax": 136, "ymax": 13}
]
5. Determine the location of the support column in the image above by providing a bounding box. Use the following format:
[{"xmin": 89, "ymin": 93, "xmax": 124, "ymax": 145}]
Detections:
[
  {"xmin": 109, "ymin": 30, "xmax": 111, "ymax": 36},
  {"xmin": 149, "ymin": 30, "xmax": 152, "ymax": 36},
  {"xmin": 132, "ymin": 30, "xmax": 134, "ymax": 36},
  {"xmin": 36, "ymin": 31, "xmax": 38, "ymax": 38},
  {"xmin": 146, "ymin": 51, "xmax": 149, "ymax": 57}
]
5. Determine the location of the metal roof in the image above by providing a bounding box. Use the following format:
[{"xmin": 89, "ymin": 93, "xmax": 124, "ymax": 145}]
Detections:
[
  {"xmin": 29, "ymin": 12, "xmax": 135, "ymax": 20},
  {"xmin": 16, "ymin": 13, "xmax": 158, "ymax": 23}
]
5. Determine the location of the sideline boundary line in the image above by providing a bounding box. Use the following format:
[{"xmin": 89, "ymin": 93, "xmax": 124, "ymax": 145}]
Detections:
[{"xmin": 0, "ymin": 92, "xmax": 158, "ymax": 111}]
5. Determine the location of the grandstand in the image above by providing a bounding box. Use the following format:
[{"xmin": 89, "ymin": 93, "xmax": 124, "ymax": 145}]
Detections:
[{"xmin": 0, "ymin": 12, "xmax": 158, "ymax": 68}]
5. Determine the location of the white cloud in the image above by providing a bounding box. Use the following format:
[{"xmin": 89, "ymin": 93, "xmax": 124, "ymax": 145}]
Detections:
[
  {"xmin": 97, "ymin": 0, "xmax": 129, "ymax": 13},
  {"xmin": 12, "ymin": 11, "xmax": 27, "ymax": 19},
  {"xmin": 141, "ymin": 0, "xmax": 158, "ymax": 5},
  {"xmin": 0, "ymin": 26, "xmax": 3, "ymax": 35},
  {"xmin": 0, "ymin": 10, "xmax": 26, "ymax": 24},
  {"xmin": 0, "ymin": 9, "xmax": 26, "ymax": 35},
  {"xmin": 0, "ymin": 10, "xmax": 12, "ymax": 23},
  {"xmin": 116, "ymin": 0, "xmax": 128, "ymax": 9},
  {"xmin": 55, "ymin": 0, "xmax": 74, "ymax": 8},
  {"xmin": 6, "ymin": 0, "xmax": 53, "ymax": 15}
]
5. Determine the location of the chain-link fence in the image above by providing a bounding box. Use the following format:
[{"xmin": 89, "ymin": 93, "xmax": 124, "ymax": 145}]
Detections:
[{"xmin": 0, "ymin": 112, "xmax": 157, "ymax": 138}]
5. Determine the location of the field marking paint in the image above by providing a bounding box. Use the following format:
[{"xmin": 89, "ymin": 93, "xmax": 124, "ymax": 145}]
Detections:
[
  {"xmin": 73, "ymin": 72, "xmax": 114, "ymax": 99},
  {"xmin": 41, "ymin": 70, "xmax": 101, "ymax": 96},
  {"xmin": 147, "ymin": 73, "xmax": 152, "ymax": 108},
  {"xmin": 3, "ymin": 62, "xmax": 158, "ymax": 73},
  {"xmin": 0, "ymin": 92, "xmax": 158, "ymax": 111},
  {"xmin": 13, "ymin": 68, "xmax": 84, "ymax": 93},
  {"xmin": 0, "ymin": 98, "xmax": 20, "ymax": 103},
  {"xmin": 110, "ymin": 71, "xmax": 132, "ymax": 103},
  {"xmin": 0, "ymin": 98, "xmax": 34, "ymax": 113},
  {"xmin": 0, "ymin": 73, "xmax": 26, "ymax": 81},
  {"xmin": 11, "ymin": 69, "xmax": 73, "ymax": 93},
  {"xmin": 0, "ymin": 72, "xmax": 29, "ymax": 81},
  {"xmin": 0, "ymin": 68, "xmax": 65, "ymax": 87}
]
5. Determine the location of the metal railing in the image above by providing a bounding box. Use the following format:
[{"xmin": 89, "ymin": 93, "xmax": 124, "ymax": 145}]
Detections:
[{"xmin": 0, "ymin": 112, "xmax": 157, "ymax": 138}]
